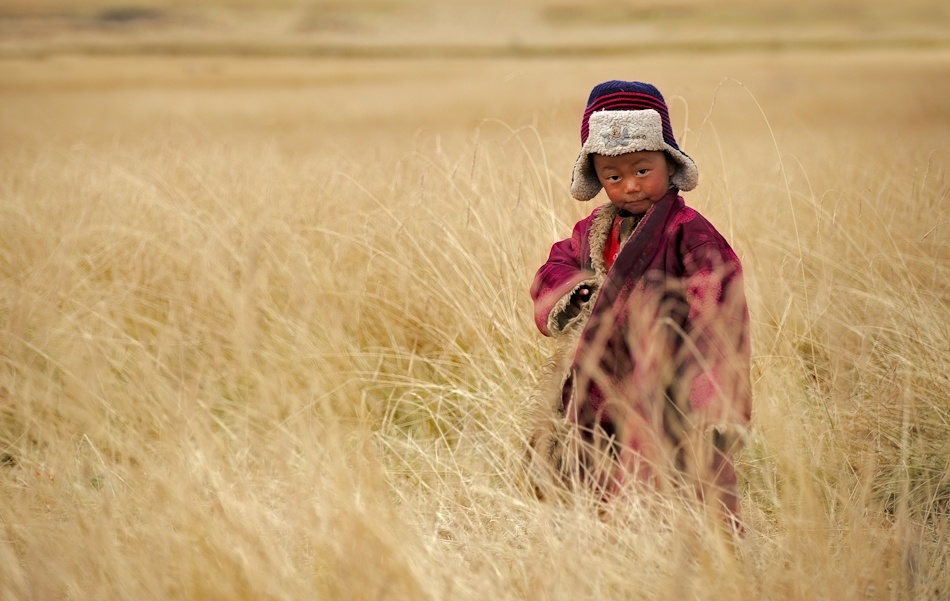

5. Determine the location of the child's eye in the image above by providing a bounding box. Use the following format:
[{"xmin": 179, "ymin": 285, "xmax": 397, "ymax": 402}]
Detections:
[
  {"xmin": 636, "ymin": 169, "xmax": 650, "ymax": 176},
  {"xmin": 606, "ymin": 175, "xmax": 621, "ymax": 182}
]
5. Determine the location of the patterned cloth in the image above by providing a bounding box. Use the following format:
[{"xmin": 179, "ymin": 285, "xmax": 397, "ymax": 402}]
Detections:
[
  {"xmin": 530, "ymin": 190, "xmax": 751, "ymax": 516},
  {"xmin": 604, "ymin": 210, "xmax": 643, "ymax": 271}
]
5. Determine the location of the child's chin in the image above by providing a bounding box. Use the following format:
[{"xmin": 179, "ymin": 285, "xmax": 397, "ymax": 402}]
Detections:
[{"xmin": 617, "ymin": 200, "xmax": 654, "ymax": 213}]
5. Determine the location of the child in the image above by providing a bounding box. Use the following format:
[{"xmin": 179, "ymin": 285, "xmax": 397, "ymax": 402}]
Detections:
[{"xmin": 528, "ymin": 81, "xmax": 751, "ymax": 521}]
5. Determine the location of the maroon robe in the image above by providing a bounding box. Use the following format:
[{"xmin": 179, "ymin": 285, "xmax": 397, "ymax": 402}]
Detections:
[{"xmin": 530, "ymin": 190, "xmax": 751, "ymax": 516}]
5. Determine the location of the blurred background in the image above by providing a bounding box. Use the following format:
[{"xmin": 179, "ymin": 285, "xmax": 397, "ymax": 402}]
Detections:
[{"xmin": 2, "ymin": 0, "xmax": 948, "ymax": 58}]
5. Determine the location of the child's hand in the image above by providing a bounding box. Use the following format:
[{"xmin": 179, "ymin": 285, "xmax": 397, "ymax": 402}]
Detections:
[
  {"xmin": 564, "ymin": 286, "xmax": 592, "ymax": 319},
  {"xmin": 574, "ymin": 286, "xmax": 592, "ymax": 305}
]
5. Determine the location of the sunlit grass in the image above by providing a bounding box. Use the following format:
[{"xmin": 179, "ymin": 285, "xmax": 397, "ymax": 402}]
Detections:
[{"xmin": 1, "ymin": 48, "xmax": 948, "ymax": 599}]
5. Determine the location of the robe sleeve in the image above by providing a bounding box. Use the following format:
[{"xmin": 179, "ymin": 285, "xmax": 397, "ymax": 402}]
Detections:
[
  {"xmin": 530, "ymin": 217, "xmax": 598, "ymax": 338},
  {"xmin": 679, "ymin": 236, "xmax": 752, "ymax": 434}
]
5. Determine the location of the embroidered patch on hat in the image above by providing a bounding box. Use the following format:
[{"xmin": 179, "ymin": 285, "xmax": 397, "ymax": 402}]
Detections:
[{"xmin": 602, "ymin": 126, "xmax": 634, "ymax": 149}]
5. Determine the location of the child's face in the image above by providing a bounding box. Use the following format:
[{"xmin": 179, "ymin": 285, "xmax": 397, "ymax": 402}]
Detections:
[{"xmin": 592, "ymin": 150, "xmax": 675, "ymax": 214}]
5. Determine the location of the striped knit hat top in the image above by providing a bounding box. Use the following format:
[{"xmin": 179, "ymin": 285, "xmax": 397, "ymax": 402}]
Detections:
[{"xmin": 570, "ymin": 80, "xmax": 698, "ymax": 201}]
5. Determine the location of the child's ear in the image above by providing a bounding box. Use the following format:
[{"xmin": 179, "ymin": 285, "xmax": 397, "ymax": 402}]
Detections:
[{"xmin": 666, "ymin": 154, "xmax": 676, "ymax": 178}]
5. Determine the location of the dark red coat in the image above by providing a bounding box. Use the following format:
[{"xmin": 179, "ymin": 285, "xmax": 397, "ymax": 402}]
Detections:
[{"xmin": 530, "ymin": 191, "xmax": 751, "ymax": 514}]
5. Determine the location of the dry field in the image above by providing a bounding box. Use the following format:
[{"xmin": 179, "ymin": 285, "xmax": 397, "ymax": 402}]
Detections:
[{"xmin": 1, "ymin": 2, "xmax": 949, "ymax": 599}]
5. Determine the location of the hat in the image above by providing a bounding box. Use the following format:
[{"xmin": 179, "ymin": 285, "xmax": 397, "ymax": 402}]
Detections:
[{"xmin": 570, "ymin": 80, "xmax": 699, "ymax": 201}]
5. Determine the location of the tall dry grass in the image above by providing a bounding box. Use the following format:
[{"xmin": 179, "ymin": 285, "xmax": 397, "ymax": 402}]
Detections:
[{"xmin": 1, "ymin": 51, "xmax": 949, "ymax": 599}]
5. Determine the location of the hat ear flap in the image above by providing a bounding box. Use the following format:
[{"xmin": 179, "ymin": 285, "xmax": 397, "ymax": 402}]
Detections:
[
  {"xmin": 667, "ymin": 148, "xmax": 699, "ymax": 191},
  {"xmin": 570, "ymin": 151, "xmax": 602, "ymax": 201}
]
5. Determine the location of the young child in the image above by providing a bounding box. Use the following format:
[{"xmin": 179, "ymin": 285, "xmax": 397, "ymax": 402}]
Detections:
[{"xmin": 528, "ymin": 80, "xmax": 751, "ymax": 520}]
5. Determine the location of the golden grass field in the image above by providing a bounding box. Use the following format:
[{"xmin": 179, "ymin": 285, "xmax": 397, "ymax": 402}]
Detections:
[{"xmin": 1, "ymin": 1, "xmax": 949, "ymax": 599}]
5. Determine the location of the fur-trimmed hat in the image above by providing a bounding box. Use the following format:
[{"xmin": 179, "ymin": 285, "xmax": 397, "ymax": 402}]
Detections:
[{"xmin": 570, "ymin": 80, "xmax": 699, "ymax": 201}]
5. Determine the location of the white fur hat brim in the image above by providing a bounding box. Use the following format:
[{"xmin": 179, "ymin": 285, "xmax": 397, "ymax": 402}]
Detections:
[{"xmin": 570, "ymin": 109, "xmax": 699, "ymax": 201}]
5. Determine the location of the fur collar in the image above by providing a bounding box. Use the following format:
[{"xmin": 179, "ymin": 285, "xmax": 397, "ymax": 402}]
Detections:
[{"xmin": 588, "ymin": 202, "xmax": 619, "ymax": 279}]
